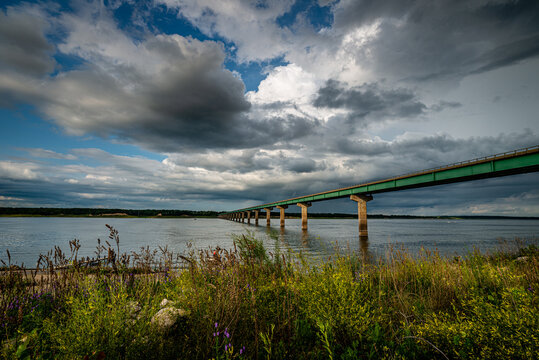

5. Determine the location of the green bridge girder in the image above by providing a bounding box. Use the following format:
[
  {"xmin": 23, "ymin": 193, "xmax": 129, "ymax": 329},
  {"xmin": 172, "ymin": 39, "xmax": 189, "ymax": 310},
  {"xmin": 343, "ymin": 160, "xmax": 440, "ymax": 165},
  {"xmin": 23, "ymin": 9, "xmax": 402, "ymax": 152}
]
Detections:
[{"xmin": 225, "ymin": 145, "xmax": 539, "ymax": 214}]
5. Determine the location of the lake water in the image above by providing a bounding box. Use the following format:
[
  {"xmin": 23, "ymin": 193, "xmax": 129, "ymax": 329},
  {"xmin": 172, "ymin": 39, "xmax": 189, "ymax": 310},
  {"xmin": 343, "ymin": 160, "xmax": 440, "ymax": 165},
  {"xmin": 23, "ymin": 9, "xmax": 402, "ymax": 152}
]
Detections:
[{"xmin": 1, "ymin": 217, "xmax": 538, "ymax": 266}]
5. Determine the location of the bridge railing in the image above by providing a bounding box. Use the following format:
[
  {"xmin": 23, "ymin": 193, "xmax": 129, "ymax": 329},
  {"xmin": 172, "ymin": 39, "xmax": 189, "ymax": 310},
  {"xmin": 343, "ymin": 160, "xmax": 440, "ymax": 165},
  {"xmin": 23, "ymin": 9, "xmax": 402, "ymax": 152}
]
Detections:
[{"xmin": 391, "ymin": 145, "xmax": 539, "ymax": 180}]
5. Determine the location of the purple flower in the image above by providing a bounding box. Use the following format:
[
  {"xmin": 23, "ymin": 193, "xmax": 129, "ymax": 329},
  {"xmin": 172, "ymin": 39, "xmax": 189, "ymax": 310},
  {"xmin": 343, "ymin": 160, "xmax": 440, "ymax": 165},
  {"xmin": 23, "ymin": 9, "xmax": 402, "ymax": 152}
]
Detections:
[
  {"xmin": 215, "ymin": 322, "xmax": 218, "ymax": 328},
  {"xmin": 225, "ymin": 344, "xmax": 228, "ymax": 351}
]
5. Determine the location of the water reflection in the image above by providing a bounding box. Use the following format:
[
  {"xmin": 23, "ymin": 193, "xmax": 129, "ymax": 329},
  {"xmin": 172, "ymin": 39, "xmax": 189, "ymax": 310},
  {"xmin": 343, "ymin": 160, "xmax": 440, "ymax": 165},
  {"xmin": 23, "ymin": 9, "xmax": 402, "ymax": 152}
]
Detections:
[
  {"xmin": 359, "ymin": 236, "xmax": 370, "ymax": 261},
  {"xmin": 301, "ymin": 230, "xmax": 309, "ymax": 246},
  {"xmin": 1, "ymin": 217, "xmax": 538, "ymax": 266}
]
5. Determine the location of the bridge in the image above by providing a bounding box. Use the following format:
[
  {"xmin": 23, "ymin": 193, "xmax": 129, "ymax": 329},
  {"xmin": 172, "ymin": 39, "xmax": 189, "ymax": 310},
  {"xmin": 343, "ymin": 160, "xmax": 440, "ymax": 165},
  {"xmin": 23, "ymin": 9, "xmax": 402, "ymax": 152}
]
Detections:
[{"xmin": 222, "ymin": 145, "xmax": 539, "ymax": 238}]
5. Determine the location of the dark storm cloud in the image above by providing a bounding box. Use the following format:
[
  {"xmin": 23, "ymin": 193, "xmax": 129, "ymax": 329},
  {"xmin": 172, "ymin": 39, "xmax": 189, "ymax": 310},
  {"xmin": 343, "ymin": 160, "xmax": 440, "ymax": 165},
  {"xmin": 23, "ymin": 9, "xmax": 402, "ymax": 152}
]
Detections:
[
  {"xmin": 0, "ymin": 6, "xmax": 318, "ymax": 153},
  {"xmin": 314, "ymin": 80, "xmax": 426, "ymax": 121},
  {"xmin": 333, "ymin": 0, "xmax": 539, "ymax": 81},
  {"xmin": 0, "ymin": 8, "xmax": 55, "ymax": 77},
  {"xmin": 335, "ymin": 131, "xmax": 538, "ymax": 159},
  {"xmin": 282, "ymin": 157, "xmax": 319, "ymax": 173}
]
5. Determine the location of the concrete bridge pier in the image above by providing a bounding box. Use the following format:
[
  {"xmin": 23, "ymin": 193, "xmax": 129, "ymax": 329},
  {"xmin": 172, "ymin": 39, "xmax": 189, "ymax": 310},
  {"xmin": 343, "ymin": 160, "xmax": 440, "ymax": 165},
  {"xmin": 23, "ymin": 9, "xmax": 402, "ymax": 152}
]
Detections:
[
  {"xmin": 276, "ymin": 205, "xmax": 288, "ymax": 228},
  {"xmin": 264, "ymin": 207, "xmax": 273, "ymax": 226},
  {"xmin": 297, "ymin": 202, "xmax": 312, "ymax": 230},
  {"xmin": 247, "ymin": 211, "xmax": 251, "ymax": 224},
  {"xmin": 350, "ymin": 194, "xmax": 373, "ymax": 238},
  {"xmin": 254, "ymin": 210, "xmax": 259, "ymax": 225},
  {"xmin": 241, "ymin": 212, "xmax": 245, "ymax": 223}
]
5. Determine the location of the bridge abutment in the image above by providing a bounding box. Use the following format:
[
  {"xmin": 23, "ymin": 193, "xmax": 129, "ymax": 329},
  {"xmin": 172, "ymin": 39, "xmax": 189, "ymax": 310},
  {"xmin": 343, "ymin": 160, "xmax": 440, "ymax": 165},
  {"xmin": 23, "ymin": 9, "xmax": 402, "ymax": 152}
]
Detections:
[{"xmin": 350, "ymin": 194, "xmax": 373, "ymax": 238}]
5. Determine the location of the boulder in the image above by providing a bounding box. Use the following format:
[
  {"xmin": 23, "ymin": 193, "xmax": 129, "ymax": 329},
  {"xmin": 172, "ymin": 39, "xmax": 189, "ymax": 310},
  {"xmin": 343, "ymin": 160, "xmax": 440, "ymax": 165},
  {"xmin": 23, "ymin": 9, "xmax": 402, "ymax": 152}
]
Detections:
[{"xmin": 151, "ymin": 307, "xmax": 189, "ymax": 332}]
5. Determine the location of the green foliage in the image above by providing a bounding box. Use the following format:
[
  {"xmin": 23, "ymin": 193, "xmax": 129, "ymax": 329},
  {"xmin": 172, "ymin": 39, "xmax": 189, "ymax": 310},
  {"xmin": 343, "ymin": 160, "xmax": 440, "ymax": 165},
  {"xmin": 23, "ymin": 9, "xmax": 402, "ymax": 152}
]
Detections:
[
  {"xmin": 1, "ymin": 230, "xmax": 538, "ymax": 359},
  {"xmin": 233, "ymin": 232, "xmax": 269, "ymax": 264}
]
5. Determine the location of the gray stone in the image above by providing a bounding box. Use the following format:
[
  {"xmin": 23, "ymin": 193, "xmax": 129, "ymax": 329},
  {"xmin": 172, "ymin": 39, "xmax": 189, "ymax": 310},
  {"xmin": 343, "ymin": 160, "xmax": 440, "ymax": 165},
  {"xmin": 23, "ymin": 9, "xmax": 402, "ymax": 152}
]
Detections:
[
  {"xmin": 151, "ymin": 307, "xmax": 189, "ymax": 332},
  {"xmin": 160, "ymin": 298, "xmax": 176, "ymax": 308}
]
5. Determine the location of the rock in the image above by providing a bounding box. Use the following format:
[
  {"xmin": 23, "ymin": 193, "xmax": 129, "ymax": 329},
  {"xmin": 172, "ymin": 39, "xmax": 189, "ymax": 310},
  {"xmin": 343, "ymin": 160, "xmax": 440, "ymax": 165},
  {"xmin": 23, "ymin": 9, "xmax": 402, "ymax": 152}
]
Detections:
[
  {"xmin": 160, "ymin": 298, "xmax": 176, "ymax": 308},
  {"xmin": 151, "ymin": 307, "xmax": 189, "ymax": 332},
  {"xmin": 126, "ymin": 301, "xmax": 141, "ymax": 318}
]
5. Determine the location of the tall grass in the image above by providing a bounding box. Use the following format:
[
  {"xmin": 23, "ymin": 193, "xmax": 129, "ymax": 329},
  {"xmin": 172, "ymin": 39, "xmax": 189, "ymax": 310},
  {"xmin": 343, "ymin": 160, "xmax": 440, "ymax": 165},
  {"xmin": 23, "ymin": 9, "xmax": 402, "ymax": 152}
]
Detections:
[{"xmin": 1, "ymin": 226, "xmax": 537, "ymax": 359}]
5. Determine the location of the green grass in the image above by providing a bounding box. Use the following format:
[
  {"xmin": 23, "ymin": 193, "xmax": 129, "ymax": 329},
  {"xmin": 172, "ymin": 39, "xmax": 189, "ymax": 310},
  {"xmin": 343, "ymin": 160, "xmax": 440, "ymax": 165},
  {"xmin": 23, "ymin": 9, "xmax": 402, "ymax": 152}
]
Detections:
[{"xmin": 1, "ymin": 228, "xmax": 538, "ymax": 359}]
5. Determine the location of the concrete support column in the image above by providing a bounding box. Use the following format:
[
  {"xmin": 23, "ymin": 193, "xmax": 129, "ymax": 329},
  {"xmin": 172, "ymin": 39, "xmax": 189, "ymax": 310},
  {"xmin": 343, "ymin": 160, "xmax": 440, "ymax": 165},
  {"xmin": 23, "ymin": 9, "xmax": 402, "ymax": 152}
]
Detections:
[
  {"xmin": 276, "ymin": 205, "xmax": 288, "ymax": 228},
  {"xmin": 264, "ymin": 208, "xmax": 273, "ymax": 226},
  {"xmin": 254, "ymin": 210, "xmax": 259, "ymax": 226},
  {"xmin": 241, "ymin": 212, "xmax": 245, "ymax": 223},
  {"xmin": 297, "ymin": 202, "xmax": 312, "ymax": 230},
  {"xmin": 247, "ymin": 211, "xmax": 251, "ymax": 225},
  {"xmin": 350, "ymin": 194, "xmax": 373, "ymax": 238}
]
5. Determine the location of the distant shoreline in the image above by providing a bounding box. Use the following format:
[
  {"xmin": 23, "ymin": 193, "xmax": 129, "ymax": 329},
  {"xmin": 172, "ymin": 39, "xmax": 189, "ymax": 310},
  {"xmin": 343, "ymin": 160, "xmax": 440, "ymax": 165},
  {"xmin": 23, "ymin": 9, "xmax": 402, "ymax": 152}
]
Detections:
[{"xmin": 1, "ymin": 208, "xmax": 538, "ymax": 221}]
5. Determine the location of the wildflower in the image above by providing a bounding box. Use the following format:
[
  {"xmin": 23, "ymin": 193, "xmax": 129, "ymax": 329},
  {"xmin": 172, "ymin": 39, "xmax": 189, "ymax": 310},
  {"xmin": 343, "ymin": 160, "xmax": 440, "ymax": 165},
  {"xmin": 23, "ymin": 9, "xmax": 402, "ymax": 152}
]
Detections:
[{"xmin": 215, "ymin": 322, "xmax": 218, "ymax": 328}]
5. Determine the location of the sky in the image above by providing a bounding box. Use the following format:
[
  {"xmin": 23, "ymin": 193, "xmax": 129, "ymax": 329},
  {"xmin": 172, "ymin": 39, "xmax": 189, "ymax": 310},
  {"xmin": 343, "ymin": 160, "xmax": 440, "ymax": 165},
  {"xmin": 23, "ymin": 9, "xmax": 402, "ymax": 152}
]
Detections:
[{"xmin": 0, "ymin": 0, "xmax": 538, "ymax": 216}]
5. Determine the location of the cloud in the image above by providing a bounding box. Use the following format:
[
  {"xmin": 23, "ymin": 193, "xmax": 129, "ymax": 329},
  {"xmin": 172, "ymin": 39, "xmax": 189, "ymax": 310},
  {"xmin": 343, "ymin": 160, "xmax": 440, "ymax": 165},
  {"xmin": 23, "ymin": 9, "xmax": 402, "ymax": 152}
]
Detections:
[
  {"xmin": 314, "ymin": 80, "xmax": 426, "ymax": 124},
  {"xmin": 0, "ymin": 161, "xmax": 39, "ymax": 180},
  {"xmin": 331, "ymin": 0, "xmax": 539, "ymax": 81},
  {"xmin": 0, "ymin": 4, "xmax": 319, "ymax": 152},
  {"xmin": 0, "ymin": 7, "xmax": 55, "ymax": 77},
  {"xmin": 0, "ymin": 195, "xmax": 23, "ymax": 201},
  {"xmin": 23, "ymin": 148, "xmax": 77, "ymax": 160},
  {"xmin": 282, "ymin": 157, "xmax": 321, "ymax": 173},
  {"xmin": 158, "ymin": 0, "xmax": 294, "ymax": 62},
  {"xmin": 430, "ymin": 101, "xmax": 462, "ymax": 112}
]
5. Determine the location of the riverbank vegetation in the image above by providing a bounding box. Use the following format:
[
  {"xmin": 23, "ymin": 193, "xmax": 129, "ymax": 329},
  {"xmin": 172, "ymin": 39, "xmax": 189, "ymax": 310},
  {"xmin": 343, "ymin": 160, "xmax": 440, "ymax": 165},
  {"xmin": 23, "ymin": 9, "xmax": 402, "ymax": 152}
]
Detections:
[{"xmin": 1, "ymin": 227, "xmax": 537, "ymax": 359}]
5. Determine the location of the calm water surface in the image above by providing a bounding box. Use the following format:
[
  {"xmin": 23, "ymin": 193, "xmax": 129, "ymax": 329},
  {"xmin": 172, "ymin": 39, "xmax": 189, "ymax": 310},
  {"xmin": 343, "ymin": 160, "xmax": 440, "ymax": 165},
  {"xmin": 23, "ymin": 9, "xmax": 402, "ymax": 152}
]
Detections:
[{"xmin": 1, "ymin": 217, "xmax": 538, "ymax": 266}]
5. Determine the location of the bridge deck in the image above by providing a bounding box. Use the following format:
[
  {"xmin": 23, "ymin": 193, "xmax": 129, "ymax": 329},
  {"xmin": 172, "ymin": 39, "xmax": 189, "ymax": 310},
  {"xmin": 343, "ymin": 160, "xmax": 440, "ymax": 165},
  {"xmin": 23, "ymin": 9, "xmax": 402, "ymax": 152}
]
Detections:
[{"xmin": 227, "ymin": 145, "xmax": 539, "ymax": 213}]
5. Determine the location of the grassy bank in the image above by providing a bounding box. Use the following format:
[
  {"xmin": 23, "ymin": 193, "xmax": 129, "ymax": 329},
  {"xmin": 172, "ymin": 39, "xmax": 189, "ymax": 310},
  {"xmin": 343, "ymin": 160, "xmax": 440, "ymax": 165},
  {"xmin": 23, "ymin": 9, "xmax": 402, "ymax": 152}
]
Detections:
[{"xmin": 1, "ymin": 228, "xmax": 537, "ymax": 359}]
